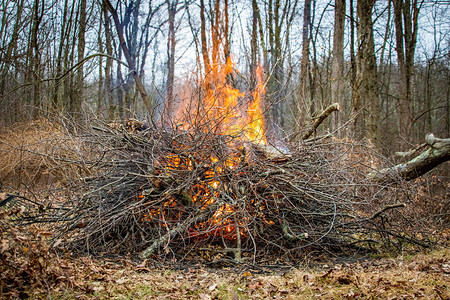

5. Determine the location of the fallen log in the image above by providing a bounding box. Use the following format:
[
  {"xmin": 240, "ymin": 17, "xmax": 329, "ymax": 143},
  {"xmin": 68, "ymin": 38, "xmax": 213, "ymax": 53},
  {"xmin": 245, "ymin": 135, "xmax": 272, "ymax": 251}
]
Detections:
[{"xmin": 369, "ymin": 133, "xmax": 450, "ymax": 181}]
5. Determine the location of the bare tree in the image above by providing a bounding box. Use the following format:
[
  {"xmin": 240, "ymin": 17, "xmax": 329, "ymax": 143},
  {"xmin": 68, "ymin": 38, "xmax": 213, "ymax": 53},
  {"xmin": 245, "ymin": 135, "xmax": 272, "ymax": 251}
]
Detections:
[
  {"xmin": 263, "ymin": 0, "xmax": 298, "ymax": 137},
  {"xmin": 330, "ymin": 0, "xmax": 345, "ymax": 135},
  {"xmin": 103, "ymin": 0, "xmax": 153, "ymax": 115},
  {"xmin": 353, "ymin": 0, "xmax": 379, "ymax": 142},
  {"xmin": 392, "ymin": 0, "xmax": 422, "ymax": 141}
]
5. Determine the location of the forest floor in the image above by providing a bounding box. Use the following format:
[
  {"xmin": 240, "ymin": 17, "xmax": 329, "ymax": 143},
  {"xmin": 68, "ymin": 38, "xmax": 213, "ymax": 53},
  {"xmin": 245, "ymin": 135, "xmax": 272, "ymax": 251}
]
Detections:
[{"xmin": 3, "ymin": 246, "xmax": 449, "ymax": 299}]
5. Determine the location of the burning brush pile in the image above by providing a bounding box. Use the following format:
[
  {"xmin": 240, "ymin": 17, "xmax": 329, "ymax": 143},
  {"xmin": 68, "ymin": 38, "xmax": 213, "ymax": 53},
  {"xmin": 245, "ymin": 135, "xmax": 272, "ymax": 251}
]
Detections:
[
  {"xmin": 45, "ymin": 60, "xmax": 436, "ymax": 262},
  {"xmin": 55, "ymin": 121, "xmax": 433, "ymax": 261}
]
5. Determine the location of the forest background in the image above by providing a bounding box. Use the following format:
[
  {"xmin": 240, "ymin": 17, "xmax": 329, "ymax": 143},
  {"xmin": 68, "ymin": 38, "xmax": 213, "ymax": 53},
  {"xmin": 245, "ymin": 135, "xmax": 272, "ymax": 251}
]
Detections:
[{"xmin": 0, "ymin": 0, "xmax": 448, "ymax": 152}]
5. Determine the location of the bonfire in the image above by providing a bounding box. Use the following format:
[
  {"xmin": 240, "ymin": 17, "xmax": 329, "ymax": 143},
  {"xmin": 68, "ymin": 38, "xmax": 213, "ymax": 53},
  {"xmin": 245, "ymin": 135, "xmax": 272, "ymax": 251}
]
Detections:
[
  {"xmin": 1, "ymin": 56, "xmax": 442, "ymax": 264},
  {"xmin": 19, "ymin": 57, "xmax": 427, "ymax": 263}
]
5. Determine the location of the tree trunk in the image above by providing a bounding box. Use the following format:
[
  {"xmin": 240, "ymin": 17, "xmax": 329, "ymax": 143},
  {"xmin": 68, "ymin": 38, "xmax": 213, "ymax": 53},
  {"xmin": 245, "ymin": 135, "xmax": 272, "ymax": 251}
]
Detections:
[
  {"xmin": 0, "ymin": 0, "xmax": 24, "ymax": 96},
  {"xmin": 354, "ymin": 0, "xmax": 379, "ymax": 142},
  {"xmin": 97, "ymin": 11, "xmax": 104, "ymax": 116},
  {"xmin": 73, "ymin": 0, "xmax": 87, "ymax": 121},
  {"xmin": 30, "ymin": 0, "xmax": 43, "ymax": 118},
  {"xmin": 250, "ymin": 0, "xmax": 259, "ymax": 90},
  {"xmin": 299, "ymin": 0, "xmax": 312, "ymax": 121},
  {"xmin": 200, "ymin": 0, "xmax": 210, "ymax": 77},
  {"xmin": 165, "ymin": 0, "xmax": 177, "ymax": 122},
  {"xmin": 223, "ymin": 0, "xmax": 230, "ymax": 63},
  {"xmin": 331, "ymin": 0, "xmax": 346, "ymax": 135},
  {"xmin": 392, "ymin": 0, "xmax": 421, "ymax": 141},
  {"xmin": 103, "ymin": 3, "xmax": 114, "ymax": 120}
]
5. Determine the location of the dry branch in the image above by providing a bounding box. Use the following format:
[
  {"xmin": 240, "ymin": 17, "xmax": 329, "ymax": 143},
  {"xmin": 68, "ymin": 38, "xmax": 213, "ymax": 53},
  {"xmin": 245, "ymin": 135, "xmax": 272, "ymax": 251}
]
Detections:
[
  {"xmin": 7, "ymin": 118, "xmax": 438, "ymax": 261},
  {"xmin": 302, "ymin": 103, "xmax": 340, "ymax": 140},
  {"xmin": 370, "ymin": 203, "xmax": 406, "ymax": 220},
  {"xmin": 141, "ymin": 202, "xmax": 221, "ymax": 258},
  {"xmin": 369, "ymin": 134, "xmax": 450, "ymax": 181}
]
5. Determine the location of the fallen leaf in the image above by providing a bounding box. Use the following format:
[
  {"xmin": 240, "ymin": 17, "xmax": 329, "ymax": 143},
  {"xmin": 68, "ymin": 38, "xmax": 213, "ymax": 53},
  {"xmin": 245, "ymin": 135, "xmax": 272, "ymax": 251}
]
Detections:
[
  {"xmin": 53, "ymin": 239, "xmax": 63, "ymax": 248},
  {"xmin": 115, "ymin": 277, "xmax": 128, "ymax": 284},
  {"xmin": 136, "ymin": 267, "xmax": 152, "ymax": 272},
  {"xmin": 93, "ymin": 286, "xmax": 104, "ymax": 292},
  {"xmin": 198, "ymin": 293, "xmax": 211, "ymax": 300},
  {"xmin": 247, "ymin": 280, "xmax": 263, "ymax": 289}
]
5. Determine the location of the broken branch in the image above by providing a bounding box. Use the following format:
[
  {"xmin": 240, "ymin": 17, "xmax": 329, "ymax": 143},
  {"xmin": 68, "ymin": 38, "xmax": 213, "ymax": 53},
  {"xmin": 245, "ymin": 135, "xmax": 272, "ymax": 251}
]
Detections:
[
  {"xmin": 370, "ymin": 203, "xmax": 406, "ymax": 220},
  {"xmin": 369, "ymin": 133, "xmax": 450, "ymax": 182},
  {"xmin": 303, "ymin": 103, "xmax": 340, "ymax": 140},
  {"xmin": 141, "ymin": 203, "xmax": 220, "ymax": 258}
]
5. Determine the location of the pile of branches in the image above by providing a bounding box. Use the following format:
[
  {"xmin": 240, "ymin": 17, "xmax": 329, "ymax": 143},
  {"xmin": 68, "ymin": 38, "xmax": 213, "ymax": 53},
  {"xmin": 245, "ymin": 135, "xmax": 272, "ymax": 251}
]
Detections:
[{"xmin": 38, "ymin": 120, "xmax": 434, "ymax": 262}]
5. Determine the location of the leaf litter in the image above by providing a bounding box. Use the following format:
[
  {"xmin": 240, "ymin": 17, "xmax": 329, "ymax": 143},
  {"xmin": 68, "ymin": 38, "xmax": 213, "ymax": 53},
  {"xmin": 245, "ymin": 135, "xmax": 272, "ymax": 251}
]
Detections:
[{"xmin": 2, "ymin": 222, "xmax": 447, "ymax": 300}]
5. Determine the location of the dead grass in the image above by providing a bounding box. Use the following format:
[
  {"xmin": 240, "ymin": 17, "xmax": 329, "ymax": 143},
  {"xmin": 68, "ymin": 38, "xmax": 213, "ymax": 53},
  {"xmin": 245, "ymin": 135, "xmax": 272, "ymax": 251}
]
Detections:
[{"xmin": 0, "ymin": 118, "xmax": 92, "ymax": 190}]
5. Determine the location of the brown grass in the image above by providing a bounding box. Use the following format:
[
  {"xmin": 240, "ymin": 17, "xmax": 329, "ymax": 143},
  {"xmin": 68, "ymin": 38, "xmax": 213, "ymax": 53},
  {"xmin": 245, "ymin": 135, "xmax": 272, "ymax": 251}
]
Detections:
[{"xmin": 0, "ymin": 118, "xmax": 92, "ymax": 190}]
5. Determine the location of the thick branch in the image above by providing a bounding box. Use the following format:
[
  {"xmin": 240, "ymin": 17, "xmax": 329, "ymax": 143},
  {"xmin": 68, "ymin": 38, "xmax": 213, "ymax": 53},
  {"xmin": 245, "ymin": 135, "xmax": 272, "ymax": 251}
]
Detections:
[
  {"xmin": 370, "ymin": 203, "xmax": 406, "ymax": 220},
  {"xmin": 303, "ymin": 103, "xmax": 340, "ymax": 140},
  {"xmin": 369, "ymin": 134, "xmax": 450, "ymax": 182}
]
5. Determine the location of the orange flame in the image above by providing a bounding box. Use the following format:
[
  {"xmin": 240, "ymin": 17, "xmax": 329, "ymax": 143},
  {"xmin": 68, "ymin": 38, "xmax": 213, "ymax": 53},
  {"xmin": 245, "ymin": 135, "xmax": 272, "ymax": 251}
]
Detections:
[
  {"xmin": 245, "ymin": 65, "xmax": 266, "ymax": 145},
  {"xmin": 145, "ymin": 57, "xmax": 269, "ymax": 240},
  {"xmin": 202, "ymin": 57, "xmax": 267, "ymax": 145}
]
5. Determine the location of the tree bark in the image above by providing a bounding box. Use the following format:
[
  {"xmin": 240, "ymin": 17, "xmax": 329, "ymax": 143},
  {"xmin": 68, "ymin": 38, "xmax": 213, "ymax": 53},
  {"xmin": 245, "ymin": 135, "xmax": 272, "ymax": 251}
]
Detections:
[
  {"xmin": 30, "ymin": 0, "xmax": 43, "ymax": 117},
  {"xmin": 102, "ymin": 3, "xmax": 114, "ymax": 120},
  {"xmin": 392, "ymin": 0, "xmax": 422, "ymax": 141},
  {"xmin": 200, "ymin": 0, "xmax": 210, "ymax": 77},
  {"xmin": 0, "ymin": 0, "xmax": 24, "ymax": 96},
  {"xmin": 299, "ymin": 0, "xmax": 312, "ymax": 119},
  {"xmin": 73, "ymin": 0, "xmax": 87, "ymax": 121},
  {"xmin": 353, "ymin": 0, "xmax": 379, "ymax": 142},
  {"xmin": 331, "ymin": 0, "xmax": 346, "ymax": 135},
  {"xmin": 369, "ymin": 134, "xmax": 450, "ymax": 181},
  {"xmin": 302, "ymin": 103, "xmax": 340, "ymax": 140},
  {"xmin": 165, "ymin": 0, "xmax": 177, "ymax": 122},
  {"xmin": 250, "ymin": 0, "xmax": 259, "ymax": 90}
]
